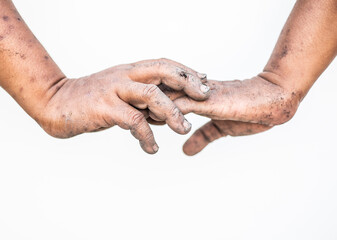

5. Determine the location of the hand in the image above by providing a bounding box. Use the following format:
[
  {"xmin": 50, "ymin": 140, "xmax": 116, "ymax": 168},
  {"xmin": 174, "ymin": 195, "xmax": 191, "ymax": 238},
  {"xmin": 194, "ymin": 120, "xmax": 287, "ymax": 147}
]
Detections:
[
  {"xmin": 173, "ymin": 75, "xmax": 301, "ymax": 155},
  {"xmin": 36, "ymin": 59, "xmax": 210, "ymax": 154}
]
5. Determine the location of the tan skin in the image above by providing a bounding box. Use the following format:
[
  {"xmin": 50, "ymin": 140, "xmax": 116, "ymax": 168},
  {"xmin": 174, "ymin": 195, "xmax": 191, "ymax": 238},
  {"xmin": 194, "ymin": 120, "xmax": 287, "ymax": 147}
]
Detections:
[
  {"xmin": 165, "ymin": 0, "xmax": 337, "ymax": 155},
  {"xmin": 0, "ymin": 0, "xmax": 211, "ymax": 154},
  {"xmin": 1, "ymin": 0, "xmax": 336, "ymax": 156}
]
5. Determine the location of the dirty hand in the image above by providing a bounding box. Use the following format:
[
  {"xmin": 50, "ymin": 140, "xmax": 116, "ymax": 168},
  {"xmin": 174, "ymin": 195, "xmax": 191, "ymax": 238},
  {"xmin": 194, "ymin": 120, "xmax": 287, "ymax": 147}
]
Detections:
[
  {"xmin": 172, "ymin": 76, "xmax": 301, "ymax": 155},
  {"xmin": 37, "ymin": 59, "xmax": 210, "ymax": 154}
]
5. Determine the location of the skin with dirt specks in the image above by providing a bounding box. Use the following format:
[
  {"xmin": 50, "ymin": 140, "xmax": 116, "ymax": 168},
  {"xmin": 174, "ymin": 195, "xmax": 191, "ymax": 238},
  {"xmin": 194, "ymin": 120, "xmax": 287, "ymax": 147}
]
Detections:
[
  {"xmin": 164, "ymin": 0, "xmax": 337, "ymax": 155},
  {"xmin": 0, "ymin": 0, "xmax": 210, "ymax": 154},
  {"xmin": 1, "ymin": 0, "xmax": 337, "ymax": 156}
]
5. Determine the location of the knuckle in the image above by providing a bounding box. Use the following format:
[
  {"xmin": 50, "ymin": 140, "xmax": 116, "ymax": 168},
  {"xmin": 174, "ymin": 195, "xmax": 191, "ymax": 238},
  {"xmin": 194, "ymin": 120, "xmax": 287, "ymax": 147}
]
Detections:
[
  {"xmin": 130, "ymin": 111, "xmax": 146, "ymax": 127},
  {"xmin": 170, "ymin": 106, "xmax": 181, "ymax": 118},
  {"xmin": 143, "ymin": 84, "xmax": 160, "ymax": 98},
  {"xmin": 143, "ymin": 130, "xmax": 154, "ymax": 142},
  {"xmin": 158, "ymin": 58, "xmax": 170, "ymax": 64},
  {"xmin": 102, "ymin": 114, "xmax": 115, "ymax": 127},
  {"xmin": 199, "ymin": 128, "xmax": 212, "ymax": 143}
]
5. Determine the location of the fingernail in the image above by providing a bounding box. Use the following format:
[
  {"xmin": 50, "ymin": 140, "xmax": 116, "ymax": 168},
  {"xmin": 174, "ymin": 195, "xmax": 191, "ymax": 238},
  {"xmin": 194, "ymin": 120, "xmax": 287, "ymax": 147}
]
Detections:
[
  {"xmin": 200, "ymin": 84, "xmax": 210, "ymax": 94},
  {"xmin": 153, "ymin": 144, "xmax": 159, "ymax": 153},
  {"xmin": 197, "ymin": 73, "xmax": 207, "ymax": 79},
  {"xmin": 183, "ymin": 119, "xmax": 192, "ymax": 131}
]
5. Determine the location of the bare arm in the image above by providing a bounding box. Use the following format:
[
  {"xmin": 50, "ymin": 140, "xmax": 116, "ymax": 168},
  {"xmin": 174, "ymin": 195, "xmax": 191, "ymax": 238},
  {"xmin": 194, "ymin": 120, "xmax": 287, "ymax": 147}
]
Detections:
[
  {"xmin": 0, "ymin": 0, "xmax": 66, "ymax": 119},
  {"xmin": 261, "ymin": 0, "xmax": 337, "ymax": 97},
  {"xmin": 173, "ymin": 0, "xmax": 337, "ymax": 155},
  {"xmin": 0, "ymin": 0, "xmax": 210, "ymax": 154}
]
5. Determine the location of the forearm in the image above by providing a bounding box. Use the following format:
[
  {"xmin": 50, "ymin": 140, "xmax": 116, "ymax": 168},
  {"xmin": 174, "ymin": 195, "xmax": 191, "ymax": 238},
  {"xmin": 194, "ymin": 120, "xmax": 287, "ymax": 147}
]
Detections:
[
  {"xmin": 260, "ymin": 0, "xmax": 337, "ymax": 100},
  {"xmin": 0, "ymin": 0, "xmax": 65, "ymax": 120}
]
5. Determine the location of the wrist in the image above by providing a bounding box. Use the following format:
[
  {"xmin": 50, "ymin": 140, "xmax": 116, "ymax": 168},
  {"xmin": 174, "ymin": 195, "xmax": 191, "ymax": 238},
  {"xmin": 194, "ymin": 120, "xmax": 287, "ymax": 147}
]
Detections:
[
  {"xmin": 255, "ymin": 73, "xmax": 301, "ymax": 125},
  {"xmin": 25, "ymin": 75, "xmax": 68, "ymax": 125}
]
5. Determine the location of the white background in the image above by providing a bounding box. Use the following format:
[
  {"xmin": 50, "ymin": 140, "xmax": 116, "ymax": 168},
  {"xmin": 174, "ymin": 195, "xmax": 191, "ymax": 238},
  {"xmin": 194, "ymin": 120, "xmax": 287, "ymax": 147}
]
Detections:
[{"xmin": 1, "ymin": 0, "xmax": 337, "ymax": 239}]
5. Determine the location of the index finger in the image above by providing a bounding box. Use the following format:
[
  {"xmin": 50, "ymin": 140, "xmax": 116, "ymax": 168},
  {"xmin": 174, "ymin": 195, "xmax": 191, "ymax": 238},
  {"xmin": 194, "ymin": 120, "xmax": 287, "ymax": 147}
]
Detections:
[{"xmin": 128, "ymin": 58, "xmax": 210, "ymax": 100}]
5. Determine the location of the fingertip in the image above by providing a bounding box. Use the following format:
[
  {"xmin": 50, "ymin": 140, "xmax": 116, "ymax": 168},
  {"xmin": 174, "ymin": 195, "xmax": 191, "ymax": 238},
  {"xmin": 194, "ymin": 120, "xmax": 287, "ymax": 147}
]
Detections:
[
  {"xmin": 140, "ymin": 141, "xmax": 159, "ymax": 154},
  {"xmin": 182, "ymin": 141, "xmax": 198, "ymax": 156},
  {"xmin": 200, "ymin": 84, "xmax": 210, "ymax": 95},
  {"xmin": 197, "ymin": 73, "xmax": 207, "ymax": 80},
  {"xmin": 183, "ymin": 119, "xmax": 192, "ymax": 133},
  {"xmin": 183, "ymin": 130, "xmax": 209, "ymax": 156},
  {"xmin": 184, "ymin": 75, "xmax": 211, "ymax": 101},
  {"xmin": 153, "ymin": 143, "xmax": 159, "ymax": 153},
  {"xmin": 165, "ymin": 108, "xmax": 191, "ymax": 135}
]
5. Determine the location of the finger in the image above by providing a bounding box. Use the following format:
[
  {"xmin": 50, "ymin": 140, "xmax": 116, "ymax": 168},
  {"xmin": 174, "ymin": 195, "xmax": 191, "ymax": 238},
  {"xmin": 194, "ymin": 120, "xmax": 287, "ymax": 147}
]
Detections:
[
  {"xmin": 173, "ymin": 96, "xmax": 201, "ymax": 115},
  {"xmin": 183, "ymin": 121, "xmax": 223, "ymax": 156},
  {"xmin": 129, "ymin": 58, "xmax": 210, "ymax": 100},
  {"xmin": 147, "ymin": 118, "xmax": 166, "ymax": 126},
  {"xmin": 109, "ymin": 99, "xmax": 159, "ymax": 154},
  {"xmin": 138, "ymin": 109, "xmax": 149, "ymax": 119},
  {"xmin": 183, "ymin": 120, "xmax": 272, "ymax": 156},
  {"xmin": 118, "ymin": 82, "xmax": 192, "ymax": 135},
  {"xmin": 174, "ymin": 95, "xmax": 217, "ymax": 118},
  {"xmin": 158, "ymin": 84, "xmax": 185, "ymax": 101}
]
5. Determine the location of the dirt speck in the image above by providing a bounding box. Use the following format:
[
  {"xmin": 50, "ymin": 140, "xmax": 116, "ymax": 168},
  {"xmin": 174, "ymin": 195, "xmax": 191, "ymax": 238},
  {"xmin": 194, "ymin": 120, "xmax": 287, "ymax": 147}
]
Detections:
[{"xmin": 179, "ymin": 71, "xmax": 188, "ymax": 79}]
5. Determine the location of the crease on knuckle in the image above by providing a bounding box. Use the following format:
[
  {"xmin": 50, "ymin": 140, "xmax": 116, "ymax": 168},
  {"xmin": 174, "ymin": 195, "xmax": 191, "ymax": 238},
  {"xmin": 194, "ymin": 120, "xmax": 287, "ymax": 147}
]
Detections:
[
  {"xmin": 143, "ymin": 130, "xmax": 154, "ymax": 143},
  {"xmin": 199, "ymin": 128, "xmax": 212, "ymax": 143},
  {"xmin": 170, "ymin": 106, "xmax": 181, "ymax": 119},
  {"xmin": 130, "ymin": 112, "xmax": 145, "ymax": 128},
  {"xmin": 211, "ymin": 122, "xmax": 226, "ymax": 137},
  {"xmin": 143, "ymin": 84, "xmax": 160, "ymax": 98}
]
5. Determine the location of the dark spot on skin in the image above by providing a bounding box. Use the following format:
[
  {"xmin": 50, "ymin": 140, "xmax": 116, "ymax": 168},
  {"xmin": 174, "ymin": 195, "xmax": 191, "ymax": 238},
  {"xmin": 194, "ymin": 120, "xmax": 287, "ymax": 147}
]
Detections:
[
  {"xmin": 17, "ymin": 17, "xmax": 21, "ymax": 21},
  {"xmin": 19, "ymin": 87, "xmax": 23, "ymax": 93},
  {"xmin": 270, "ymin": 62, "xmax": 280, "ymax": 70},
  {"xmin": 2, "ymin": 16, "xmax": 9, "ymax": 21},
  {"xmin": 245, "ymin": 128, "xmax": 253, "ymax": 134},
  {"xmin": 30, "ymin": 77, "xmax": 35, "ymax": 83},
  {"xmin": 44, "ymin": 55, "xmax": 49, "ymax": 60},
  {"xmin": 283, "ymin": 109, "xmax": 291, "ymax": 119},
  {"xmin": 0, "ymin": 35, "xmax": 3, "ymax": 41},
  {"xmin": 281, "ymin": 45, "xmax": 288, "ymax": 58},
  {"xmin": 265, "ymin": 112, "xmax": 273, "ymax": 119},
  {"xmin": 14, "ymin": 52, "xmax": 26, "ymax": 59},
  {"xmin": 179, "ymin": 71, "xmax": 188, "ymax": 79},
  {"xmin": 27, "ymin": 39, "xmax": 36, "ymax": 48}
]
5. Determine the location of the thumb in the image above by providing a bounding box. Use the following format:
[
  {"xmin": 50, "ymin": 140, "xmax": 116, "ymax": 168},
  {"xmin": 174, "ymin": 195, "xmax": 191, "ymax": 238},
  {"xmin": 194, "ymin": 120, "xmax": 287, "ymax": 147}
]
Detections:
[
  {"xmin": 183, "ymin": 120, "xmax": 272, "ymax": 156},
  {"xmin": 183, "ymin": 121, "xmax": 224, "ymax": 156}
]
